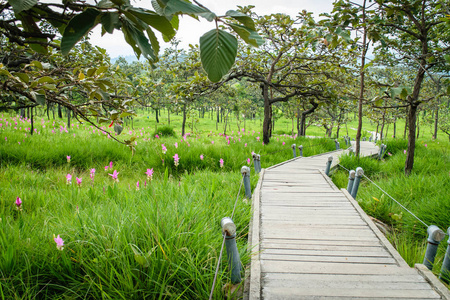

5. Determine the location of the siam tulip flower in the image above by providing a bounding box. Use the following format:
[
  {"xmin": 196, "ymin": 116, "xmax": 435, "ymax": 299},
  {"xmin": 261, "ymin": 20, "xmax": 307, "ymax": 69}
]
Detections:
[
  {"xmin": 282, "ymin": 142, "xmax": 286, "ymax": 146},
  {"xmin": 424, "ymin": 144, "xmax": 427, "ymax": 147},
  {"xmin": 146, "ymin": 168, "xmax": 154, "ymax": 180},
  {"xmin": 109, "ymin": 170, "xmax": 119, "ymax": 182},
  {"xmin": 256, "ymin": 137, "xmax": 260, "ymax": 141},
  {"xmin": 247, "ymin": 158, "xmax": 251, "ymax": 165},
  {"xmin": 76, "ymin": 177, "xmax": 82, "ymax": 186},
  {"xmin": 67, "ymin": 155, "xmax": 71, "ymax": 163},
  {"xmin": 175, "ymin": 142, "xmax": 178, "ymax": 148},
  {"xmin": 211, "ymin": 141, "xmax": 214, "ymax": 144},
  {"xmin": 404, "ymin": 150, "xmax": 407, "ymax": 154},
  {"xmin": 104, "ymin": 165, "xmax": 109, "ymax": 171},
  {"xmin": 90, "ymin": 168, "xmax": 96, "ymax": 180},
  {"xmin": 136, "ymin": 181, "xmax": 140, "ymax": 191},
  {"xmin": 219, "ymin": 158, "xmax": 224, "ymax": 168},
  {"xmin": 173, "ymin": 154, "xmax": 180, "ymax": 167},
  {"xmin": 109, "ymin": 161, "xmax": 113, "ymax": 169},
  {"xmin": 144, "ymin": 180, "xmax": 147, "ymax": 188},
  {"xmin": 162, "ymin": 144, "xmax": 167, "ymax": 154},
  {"xmin": 200, "ymin": 154, "xmax": 204, "ymax": 160},
  {"xmin": 388, "ymin": 152, "xmax": 392, "ymax": 156},
  {"xmin": 15, "ymin": 197, "xmax": 22, "ymax": 210},
  {"xmin": 54, "ymin": 234, "xmax": 64, "ymax": 250},
  {"xmin": 66, "ymin": 174, "xmax": 72, "ymax": 184},
  {"xmin": 244, "ymin": 143, "xmax": 247, "ymax": 147}
]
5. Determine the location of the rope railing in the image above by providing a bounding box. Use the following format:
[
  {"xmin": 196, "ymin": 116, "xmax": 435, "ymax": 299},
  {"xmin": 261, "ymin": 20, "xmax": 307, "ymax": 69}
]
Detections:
[
  {"xmin": 336, "ymin": 163, "xmax": 429, "ymax": 228},
  {"xmin": 208, "ymin": 174, "xmax": 245, "ymax": 300}
]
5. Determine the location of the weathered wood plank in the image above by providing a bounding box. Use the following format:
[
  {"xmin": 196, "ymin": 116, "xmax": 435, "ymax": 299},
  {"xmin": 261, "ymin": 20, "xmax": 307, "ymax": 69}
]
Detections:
[
  {"xmin": 261, "ymin": 248, "xmax": 391, "ymax": 257},
  {"xmin": 260, "ymin": 253, "xmax": 397, "ymax": 264}
]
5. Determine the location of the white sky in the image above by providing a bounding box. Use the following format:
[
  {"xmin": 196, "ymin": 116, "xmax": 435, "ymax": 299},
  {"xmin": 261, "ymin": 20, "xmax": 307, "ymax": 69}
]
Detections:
[{"xmin": 89, "ymin": 0, "xmax": 335, "ymax": 58}]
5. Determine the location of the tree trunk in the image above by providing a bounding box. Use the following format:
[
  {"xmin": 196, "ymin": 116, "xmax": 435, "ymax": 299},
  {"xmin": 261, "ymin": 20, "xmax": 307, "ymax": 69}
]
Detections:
[
  {"xmin": 416, "ymin": 113, "xmax": 420, "ymax": 139},
  {"xmin": 297, "ymin": 106, "xmax": 301, "ymax": 137},
  {"xmin": 403, "ymin": 113, "xmax": 408, "ymax": 139},
  {"xmin": 224, "ymin": 109, "xmax": 230, "ymax": 135},
  {"xmin": 433, "ymin": 103, "xmax": 439, "ymax": 139},
  {"xmin": 155, "ymin": 108, "xmax": 159, "ymax": 123},
  {"xmin": 67, "ymin": 108, "xmax": 71, "ymax": 129},
  {"xmin": 405, "ymin": 103, "xmax": 418, "ymax": 175},
  {"xmin": 393, "ymin": 118, "xmax": 396, "ymax": 138},
  {"xmin": 168, "ymin": 108, "xmax": 170, "ymax": 125},
  {"xmin": 20, "ymin": 108, "xmax": 25, "ymax": 118},
  {"xmin": 181, "ymin": 103, "xmax": 187, "ymax": 136},
  {"xmin": 216, "ymin": 107, "xmax": 219, "ymax": 130},
  {"xmin": 46, "ymin": 102, "xmax": 50, "ymax": 120},
  {"xmin": 262, "ymin": 85, "xmax": 271, "ymax": 144},
  {"xmin": 58, "ymin": 104, "xmax": 62, "ymax": 119},
  {"xmin": 380, "ymin": 111, "xmax": 386, "ymax": 140},
  {"xmin": 356, "ymin": 0, "xmax": 367, "ymax": 157}
]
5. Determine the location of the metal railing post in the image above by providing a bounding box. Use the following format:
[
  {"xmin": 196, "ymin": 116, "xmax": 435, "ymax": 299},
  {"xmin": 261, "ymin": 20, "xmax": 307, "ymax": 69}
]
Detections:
[
  {"xmin": 291, "ymin": 144, "xmax": 297, "ymax": 158},
  {"xmin": 325, "ymin": 156, "xmax": 333, "ymax": 176},
  {"xmin": 220, "ymin": 217, "xmax": 241, "ymax": 284},
  {"xmin": 439, "ymin": 227, "xmax": 450, "ymax": 283},
  {"xmin": 350, "ymin": 167, "xmax": 364, "ymax": 198},
  {"xmin": 423, "ymin": 225, "xmax": 445, "ymax": 270},
  {"xmin": 256, "ymin": 154, "xmax": 261, "ymax": 173},
  {"xmin": 347, "ymin": 170, "xmax": 356, "ymax": 193},
  {"xmin": 298, "ymin": 145, "xmax": 303, "ymax": 157},
  {"xmin": 241, "ymin": 166, "xmax": 251, "ymax": 199},
  {"xmin": 252, "ymin": 153, "xmax": 260, "ymax": 173},
  {"xmin": 335, "ymin": 139, "xmax": 340, "ymax": 150}
]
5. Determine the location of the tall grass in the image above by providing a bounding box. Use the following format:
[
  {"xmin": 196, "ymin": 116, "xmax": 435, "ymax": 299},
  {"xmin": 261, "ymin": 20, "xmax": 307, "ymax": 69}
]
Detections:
[
  {"xmin": 332, "ymin": 139, "xmax": 450, "ymax": 275},
  {"xmin": 0, "ymin": 113, "xmax": 339, "ymax": 299}
]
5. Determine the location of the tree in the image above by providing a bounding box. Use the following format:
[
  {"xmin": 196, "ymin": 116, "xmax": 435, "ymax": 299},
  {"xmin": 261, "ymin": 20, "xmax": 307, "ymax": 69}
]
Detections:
[{"xmin": 370, "ymin": 0, "xmax": 450, "ymax": 175}]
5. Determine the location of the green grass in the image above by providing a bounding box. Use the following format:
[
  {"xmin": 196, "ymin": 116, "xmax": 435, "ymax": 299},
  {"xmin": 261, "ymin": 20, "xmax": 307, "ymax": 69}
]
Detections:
[
  {"xmin": 331, "ymin": 139, "xmax": 450, "ymax": 277},
  {"xmin": 0, "ymin": 112, "xmax": 339, "ymax": 299}
]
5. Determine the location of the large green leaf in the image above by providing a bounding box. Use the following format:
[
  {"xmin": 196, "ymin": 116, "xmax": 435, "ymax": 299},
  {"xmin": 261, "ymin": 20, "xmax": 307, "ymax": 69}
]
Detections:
[
  {"xmin": 8, "ymin": 0, "xmax": 37, "ymax": 14},
  {"xmin": 229, "ymin": 23, "xmax": 264, "ymax": 47},
  {"xmin": 164, "ymin": 0, "xmax": 216, "ymax": 21},
  {"xmin": 225, "ymin": 10, "xmax": 255, "ymax": 31},
  {"xmin": 200, "ymin": 29, "xmax": 237, "ymax": 82},
  {"xmin": 146, "ymin": 28, "xmax": 160, "ymax": 57},
  {"xmin": 122, "ymin": 19, "xmax": 157, "ymax": 61},
  {"xmin": 101, "ymin": 12, "xmax": 120, "ymax": 34},
  {"xmin": 126, "ymin": 7, "xmax": 176, "ymax": 39},
  {"xmin": 61, "ymin": 8, "xmax": 101, "ymax": 56}
]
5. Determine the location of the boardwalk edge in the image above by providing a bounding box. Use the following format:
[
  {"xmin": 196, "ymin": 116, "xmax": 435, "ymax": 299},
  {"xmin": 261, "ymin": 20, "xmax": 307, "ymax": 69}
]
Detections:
[{"xmin": 415, "ymin": 263, "xmax": 450, "ymax": 300}]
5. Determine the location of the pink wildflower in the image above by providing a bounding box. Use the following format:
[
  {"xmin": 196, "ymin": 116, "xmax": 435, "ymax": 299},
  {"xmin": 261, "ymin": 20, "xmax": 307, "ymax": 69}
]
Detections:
[
  {"xmin": 146, "ymin": 168, "xmax": 153, "ymax": 180},
  {"xmin": 424, "ymin": 144, "xmax": 427, "ymax": 147},
  {"xmin": 155, "ymin": 134, "xmax": 159, "ymax": 139},
  {"xmin": 282, "ymin": 142, "xmax": 286, "ymax": 146},
  {"xmin": 211, "ymin": 141, "xmax": 214, "ymax": 144},
  {"xmin": 244, "ymin": 143, "xmax": 247, "ymax": 147},
  {"xmin": 404, "ymin": 150, "xmax": 407, "ymax": 154},
  {"xmin": 76, "ymin": 177, "xmax": 82, "ymax": 186},
  {"xmin": 162, "ymin": 144, "xmax": 167, "ymax": 154},
  {"xmin": 54, "ymin": 235, "xmax": 64, "ymax": 250},
  {"xmin": 66, "ymin": 174, "xmax": 72, "ymax": 184},
  {"xmin": 15, "ymin": 197, "xmax": 22, "ymax": 210},
  {"xmin": 388, "ymin": 152, "xmax": 392, "ymax": 156},
  {"xmin": 104, "ymin": 165, "xmax": 109, "ymax": 171},
  {"xmin": 109, "ymin": 170, "xmax": 119, "ymax": 182},
  {"xmin": 200, "ymin": 154, "xmax": 204, "ymax": 160},
  {"xmin": 109, "ymin": 161, "xmax": 113, "ymax": 169},
  {"xmin": 175, "ymin": 142, "xmax": 178, "ymax": 148},
  {"xmin": 90, "ymin": 168, "xmax": 96, "ymax": 180},
  {"xmin": 66, "ymin": 155, "xmax": 71, "ymax": 163},
  {"xmin": 219, "ymin": 158, "xmax": 224, "ymax": 168},
  {"xmin": 173, "ymin": 154, "xmax": 180, "ymax": 167},
  {"xmin": 136, "ymin": 181, "xmax": 140, "ymax": 191},
  {"xmin": 247, "ymin": 158, "xmax": 251, "ymax": 165}
]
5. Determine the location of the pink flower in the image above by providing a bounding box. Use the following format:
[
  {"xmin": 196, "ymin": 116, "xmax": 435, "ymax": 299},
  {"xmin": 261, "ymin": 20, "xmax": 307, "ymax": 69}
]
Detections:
[
  {"xmin": 219, "ymin": 158, "xmax": 224, "ymax": 168},
  {"xmin": 54, "ymin": 234, "xmax": 64, "ymax": 250},
  {"xmin": 200, "ymin": 154, "xmax": 204, "ymax": 160},
  {"xmin": 247, "ymin": 158, "xmax": 251, "ymax": 165},
  {"xmin": 388, "ymin": 152, "xmax": 392, "ymax": 156},
  {"xmin": 15, "ymin": 197, "xmax": 22, "ymax": 210},
  {"xmin": 136, "ymin": 181, "xmax": 140, "ymax": 191},
  {"xmin": 244, "ymin": 143, "xmax": 247, "ymax": 147},
  {"xmin": 90, "ymin": 168, "xmax": 96, "ymax": 180},
  {"xmin": 66, "ymin": 155, "xmax": 71, "ymax": 163},
  {"xmin": 175, "ymin": 142, "xmax": 178, "ymax": 148},
  {"xmin": 173, "ymin": 154, "xmax": 180, "ymax": 167},
  {"xmin": 424, "ymin": 144, "xmax": 427, "ymax": 147},
  {"xmin": 162, "ymin": 144, "xmax": 167, "ymax": 154},
  {"xmin": 145, "ymin": 168, "xmax": 153, "ymax": 180},
  {"xmin": 109, "ymin": 161, "xmax": 113, "ymax": 169},
  {"xmin": 109, "ymin": 170, "xmax": 119, "ymax": 182},
  {"xmin": 403, "ymin": 150, "xmax": 407, "ymax": 154},
  {"xmin": 76, "ymin": 177, "xmax": 82, "ymax": 186},
  {"xmin": 256, "ymin": 137, "xmax": 260, "ymax": 141},
  {"xmin": 155, "ymin": 134, "xmax": 159, "ymax": 139},
  {"xmin": 104, "ymin": 165, "xmax": 109, "ymax": 171},
  {"xmin": 211, "ymin": 141, "xmax": 214, "ymax": 144},
  {"xmin": 66, "ymin": 174, "xmax": 72, "ymax": 184},
  {"xmin": 282, "ymin": 142, "xmax": 286, "ymax": 146}
]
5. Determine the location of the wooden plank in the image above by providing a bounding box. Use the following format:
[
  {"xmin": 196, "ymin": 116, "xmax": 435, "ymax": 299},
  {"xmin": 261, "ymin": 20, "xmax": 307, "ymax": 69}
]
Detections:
[
  {"xmin": 262, "ymin": 272, "xmax": 427, "ymax": 283},
  {"xmin": 262, "ymin": 242, "xmax": 387, "ymax": 252},
  {"xmin": 260, "ymin": 254, "xmax": 397, "ymax": 264},
  {"xmin": 261, "ymin": 261, "xmax": 418, "ymax": 275},
  {"xmin": 262, "ymin": 286, "xmax": 441, "ymax": 299},
  {"xmin": 262, "ymin": 237, "xmax": 383, "ymax": 247},
  {"xmin": 262, "ymin": 248, "xmax": 391, "ymax": 257}
]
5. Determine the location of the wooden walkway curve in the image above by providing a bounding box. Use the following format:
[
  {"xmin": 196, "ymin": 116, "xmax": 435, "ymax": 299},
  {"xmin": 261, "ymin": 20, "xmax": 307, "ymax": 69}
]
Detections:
[{"xmin": 245, "ymin": 141, "xmax": 450, "ymax": 300}]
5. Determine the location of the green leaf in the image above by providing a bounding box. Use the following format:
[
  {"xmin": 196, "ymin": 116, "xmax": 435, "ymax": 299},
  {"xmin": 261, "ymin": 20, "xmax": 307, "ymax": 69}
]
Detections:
[
  {"xmin": 30, "ymin": 60, "xmax": 43, "ymax": 70},
  {"xmin": 95, "ymin": 66, "xmax": 109, "ymax": 76},
  {"xmin": 164, "ymin": 0, "xmax": 216, "ymax": 22},
  {"xmin": 30, "ymin": 91, "xmax": 45, "ymax": 105},
  {"xmin": 200, "ymin": 29, "xmax": 237, "ymax": 82},
  {"xmin": 61, "ymin": 8, "xmax": 101, "ymax": 56},
  {"xmin": 8, "ymin": 0, "xmax": 37, "ymax": 15},
  {"xmin": 126, "ymin": 7, "xmax": 175, "ymax": 40},
  {"xmin": 122, "ymin": 19, "xmax": 157, "ymax": 61},
  {"xmin": 444, "ymin": 54, "xmax": 450, "ymax": 65},
  {"xmin": 37, "ymin": 76, "xmax": 56, "ymax": 84},
  {"xmin": 229, "ymin": 23, "xmax": 264, "ymax": 47},
  {"xmin": 15, "ymin": 73, "xmax": 29, "ymax": 84},
  {"xmin": 114, "ymin": 123, "xmax": 123, "ymax": 135},
  {"xmin": 226, "ymin": 10, "xmax": 255, "ymax": 30},
  {"xmin": 146, "ymin": 28, "xmax": 160, "ymax": 57},
  {"xmin": 101, "ymin": 12, "xmax": 120, "ymax": 34}
]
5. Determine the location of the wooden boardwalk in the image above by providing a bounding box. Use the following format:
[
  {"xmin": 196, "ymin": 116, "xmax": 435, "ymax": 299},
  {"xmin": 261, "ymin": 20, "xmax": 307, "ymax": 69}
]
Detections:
[{"xmin": 246, "ymin": 141, "xmax": 449, "ymax": 300}]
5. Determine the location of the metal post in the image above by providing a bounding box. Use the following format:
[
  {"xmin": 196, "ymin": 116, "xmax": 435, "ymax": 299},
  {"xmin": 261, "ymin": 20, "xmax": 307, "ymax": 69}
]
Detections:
[
  {"xmin": 241, "ymin": 166, "xmax": 251, "ymax": 199},
  {"xmin": 439, "ymin": 227, "xmax": 450, "ymax": 283},
  {"xmin": 298, "ymin": 145, "xmax": 303, "ymax": 157},
  {"xmin": 347, "ymin": 170, "xmax": 356, "ymax": 193},
  {"xmin": 220, "ymin": 217, "xmax": 241, "ymax": 284},
  {"xmin": 291, "ymin": 144, "xmax": 296, "ymax": 158},
  {"xmin": 381, "ymin": 144, "xmax": 387, "ymax": 158},
  {"xmin": 423, "ymin": 225, "xmax": 445, "ymax": 270},
  {"xmin": 325, "ymin": 156, "xmax": 333, "ymax": 176},
  {"xmin": 256, "ymin": 154, "xmax": 261, "ymax": 173},
  {"xmin": 335, "ymin": 139, "xmax": 340, "ymax": 150},
  {"xmin": 350, "ymin": 167, "xmax": 364, "ymax": 198},
  {"xmin": 369, "ymin": 136, "xmax": 373, "ymax": 142},
  {"xmin": 252, "ymin": 153, "xmax": 258, "ymax": 173}
]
